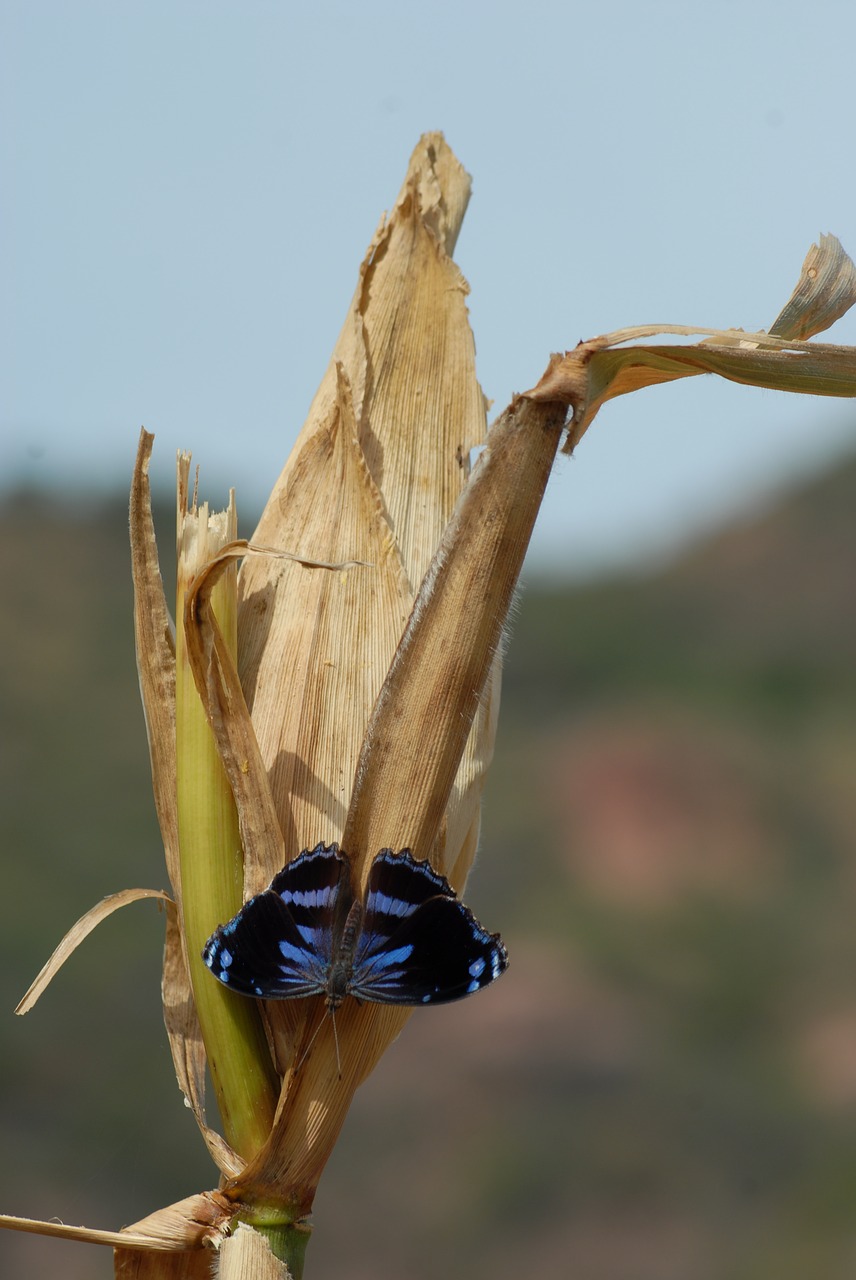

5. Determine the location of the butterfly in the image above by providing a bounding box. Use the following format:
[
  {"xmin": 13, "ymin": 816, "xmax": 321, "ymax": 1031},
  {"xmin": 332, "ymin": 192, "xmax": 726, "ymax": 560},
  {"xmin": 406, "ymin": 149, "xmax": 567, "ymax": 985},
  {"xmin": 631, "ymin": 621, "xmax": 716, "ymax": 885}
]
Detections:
[{"xmin": 202, "ymin": 842, "xmax": 508, "ymax": 1010}]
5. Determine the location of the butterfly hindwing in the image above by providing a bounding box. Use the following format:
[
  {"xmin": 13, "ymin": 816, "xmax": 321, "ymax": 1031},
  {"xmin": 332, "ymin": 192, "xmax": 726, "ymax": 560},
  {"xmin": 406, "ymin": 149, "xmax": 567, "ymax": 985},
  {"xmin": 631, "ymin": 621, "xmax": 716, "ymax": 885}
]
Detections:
[
  {"xmin": 202, "ymin": 842, "xmax": 349, "ymax": 999},
  {"xmin": 350, "ymin": 850, "xmax": 509, "ymax": 1005}
]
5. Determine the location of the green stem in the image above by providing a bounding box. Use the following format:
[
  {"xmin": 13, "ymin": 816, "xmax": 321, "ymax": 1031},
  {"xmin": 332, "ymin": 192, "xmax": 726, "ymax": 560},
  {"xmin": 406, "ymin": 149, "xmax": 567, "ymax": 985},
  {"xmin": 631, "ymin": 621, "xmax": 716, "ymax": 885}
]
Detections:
[
  {"xmin": 175, "ymin": 499, "xmax": 279, "ymax": 1161},
  {"xmin": 244, "ymin": 1214, "xmax": 312, "ymax": 1280}
]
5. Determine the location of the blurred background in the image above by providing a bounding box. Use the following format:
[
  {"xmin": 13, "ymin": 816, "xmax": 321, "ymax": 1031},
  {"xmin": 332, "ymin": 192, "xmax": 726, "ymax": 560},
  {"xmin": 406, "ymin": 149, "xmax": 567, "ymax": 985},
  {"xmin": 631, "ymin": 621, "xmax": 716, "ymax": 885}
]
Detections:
[{"xmin": 4, "ymin": 3, "xmax": 856, "ymax": 1277}]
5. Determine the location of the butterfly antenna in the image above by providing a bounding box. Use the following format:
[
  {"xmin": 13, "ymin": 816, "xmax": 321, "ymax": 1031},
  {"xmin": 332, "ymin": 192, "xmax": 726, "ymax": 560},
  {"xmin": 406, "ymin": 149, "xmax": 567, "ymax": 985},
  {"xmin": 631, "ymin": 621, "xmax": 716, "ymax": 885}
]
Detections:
[
  {"xmin": 330, "ymin": 1007, "xmax": 342, "ymax": 1079},
  {"xmin": 294, "ymin": 1005, "xmax": 329, "ymax": 1074}
]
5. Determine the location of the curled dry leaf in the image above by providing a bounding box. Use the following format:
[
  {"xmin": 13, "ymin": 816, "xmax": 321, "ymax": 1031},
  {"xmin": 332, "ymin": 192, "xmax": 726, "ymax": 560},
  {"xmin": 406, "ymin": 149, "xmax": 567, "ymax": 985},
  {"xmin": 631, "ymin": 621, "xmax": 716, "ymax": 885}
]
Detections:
[
  {"xmin": 768, "ymin": 232, "xmax": 856, "ymax": 340},
  {"xmin": 524, "ymin": 234, "xmax": 856, "ymax": 452},
  {"xmin": 15, "ymin": 888, "xmax": 170, "ymax": 1016}
]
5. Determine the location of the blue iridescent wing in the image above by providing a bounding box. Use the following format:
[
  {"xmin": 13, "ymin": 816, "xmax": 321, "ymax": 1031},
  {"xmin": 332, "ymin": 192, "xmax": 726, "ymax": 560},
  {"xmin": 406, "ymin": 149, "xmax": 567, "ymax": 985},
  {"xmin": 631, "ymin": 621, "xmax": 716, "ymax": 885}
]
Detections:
[
  {"xmin": 202, "ymin": 843, "xmax": 349, "ymax": 999},
  {"xmin": 349, "ymin": 849, "xmax": 508, "ymax": 1005}
]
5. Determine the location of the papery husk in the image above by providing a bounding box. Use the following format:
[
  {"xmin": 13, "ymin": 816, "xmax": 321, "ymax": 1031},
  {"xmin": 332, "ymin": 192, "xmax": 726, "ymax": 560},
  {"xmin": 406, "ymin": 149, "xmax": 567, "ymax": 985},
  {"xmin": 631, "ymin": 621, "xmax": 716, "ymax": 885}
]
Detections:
[
  {"xmin": 232, "ymin": 136, "xmax": 492, "ymax": 1092},
  {"xmin": 113, "ymin": 1191, "xmax": 234, "ymax": 1279},
  {"xmin": 0, "ymin": 1190, "xmax": 230, "ymax": 1254},
  {"xmin": 183, "ymin": 533, "xmax": 371, "ymax": 902},
  {"xmin": 237, "ymin": 135, "xmax": 487, "ymax": 891},
  {"xmin": 227, "ymin": 395, "xmax": 565, "ymax": 1211},
  {"xmin": 182, "ymin": 391, "xmax": 563, "ymax": 1205},
  {"xmin": 113, "ymin": 1253, "xmax": 214, "ymax": 1280},
  {"xmin": 217, "ymin": 1224, "xmax": 296, "ymax": 1280}
]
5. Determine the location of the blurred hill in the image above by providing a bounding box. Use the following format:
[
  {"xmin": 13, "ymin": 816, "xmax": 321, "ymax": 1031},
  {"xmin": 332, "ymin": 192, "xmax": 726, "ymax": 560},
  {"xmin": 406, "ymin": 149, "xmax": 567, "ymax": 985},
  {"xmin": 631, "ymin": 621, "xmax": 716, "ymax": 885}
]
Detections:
[{"xmin": 3, "ymin": 454, "xmax": 856, "ymax": 1279}]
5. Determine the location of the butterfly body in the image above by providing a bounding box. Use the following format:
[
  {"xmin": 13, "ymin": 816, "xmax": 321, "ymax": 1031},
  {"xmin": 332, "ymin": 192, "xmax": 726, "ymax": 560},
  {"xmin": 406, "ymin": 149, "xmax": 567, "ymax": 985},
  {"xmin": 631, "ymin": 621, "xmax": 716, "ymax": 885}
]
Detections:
[
  {"xmin": 202, "ymin": 843, "xmax": 508, "ymax": 1009},
  {"xmin": 325, "ymin": 898, "xmax": 363, "ymax": 1010}
]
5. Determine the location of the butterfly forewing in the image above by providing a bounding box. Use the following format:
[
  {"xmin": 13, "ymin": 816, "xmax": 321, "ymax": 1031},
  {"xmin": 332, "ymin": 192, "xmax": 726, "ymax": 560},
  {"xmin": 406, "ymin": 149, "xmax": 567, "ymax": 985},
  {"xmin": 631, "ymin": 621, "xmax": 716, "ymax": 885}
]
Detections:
[
  {"xmin": 202, "ymin": 842, "xmax": 349, "ymax": 999},
  {"xmin": 358, "ymin": 848, "xmax": 455, "ymax": 941},
  {"xmin": 349, "ymin": 850, "xmax": 509, "ymax": 1005}
]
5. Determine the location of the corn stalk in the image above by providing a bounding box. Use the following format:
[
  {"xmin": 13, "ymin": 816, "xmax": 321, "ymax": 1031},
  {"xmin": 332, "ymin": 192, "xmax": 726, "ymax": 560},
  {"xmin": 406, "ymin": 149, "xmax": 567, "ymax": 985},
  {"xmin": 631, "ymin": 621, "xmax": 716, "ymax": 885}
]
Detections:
[{"xmin": 6, "ymin": 134, "xmax": 856, "ymax": 1278}]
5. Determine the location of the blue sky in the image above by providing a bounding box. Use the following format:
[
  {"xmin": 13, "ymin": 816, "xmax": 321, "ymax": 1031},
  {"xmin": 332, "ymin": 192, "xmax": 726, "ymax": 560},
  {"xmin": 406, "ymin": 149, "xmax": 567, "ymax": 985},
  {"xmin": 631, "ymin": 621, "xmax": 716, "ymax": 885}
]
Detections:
[{"xmin": 3, "ymin": 1, "xmax": 856, "ymax": 575}]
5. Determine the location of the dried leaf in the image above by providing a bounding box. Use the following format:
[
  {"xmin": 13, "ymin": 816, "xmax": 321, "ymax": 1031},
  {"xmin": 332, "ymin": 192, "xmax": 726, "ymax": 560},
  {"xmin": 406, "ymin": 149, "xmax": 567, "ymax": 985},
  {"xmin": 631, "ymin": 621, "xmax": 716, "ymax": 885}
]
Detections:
[
  {"xmin": 769, "ymin": 232, "xmax": 856, "ymax": 339},
  {"xmin": 524, "ymin": 235, "xmax": 856, "ymax": 452},
  {"xmin": 237, "ymin": 136, "xmax": 489, "ymax": 888},
  {"xmin": 184, "ymin": 530, "xmax": 372, "ymax": 897},
  {"xmin": 0, "ymin": 1191, "xmax": 230, "ymax": 1252},
  {"xmin": 0, "ymin": 1215, "xmax": 165, "ymax": 1251},
  {"xmin": 113, "ymin": 1192, "xmax": 234, "ymax": 1278},
  {"xmin": 130, "ymin": 430, "xmax": 180, "ymax": 900},
  {"xmin": 113, "ymin": 1249, "xmax": 215, "ymax": 1280},
  {"xmin": 343, "ymin": 396, "xmax": 566, "ymax": 868},
  {"xmin": 16, "ymin": 889, "xmax": 169, "ymax": 1015},
  {"xmin": 237, "ymin": 362, "xmax": 414, "ymax": 889},
  {"xmin": 118, "ymin": 1191, "xmax": 233, "ymax": 1250},
  {"xmin": 161, "ymin": 901, "xmax": 243, "ymax": 1178}
]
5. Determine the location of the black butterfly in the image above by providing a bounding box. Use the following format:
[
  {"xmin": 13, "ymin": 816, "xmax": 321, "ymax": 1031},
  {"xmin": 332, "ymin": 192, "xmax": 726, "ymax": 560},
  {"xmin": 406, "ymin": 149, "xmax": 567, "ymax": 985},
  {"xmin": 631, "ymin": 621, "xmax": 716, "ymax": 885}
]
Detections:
[{"xmin": 202, "ymin": 843, "xmax": 508, "ymax": 1010}]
